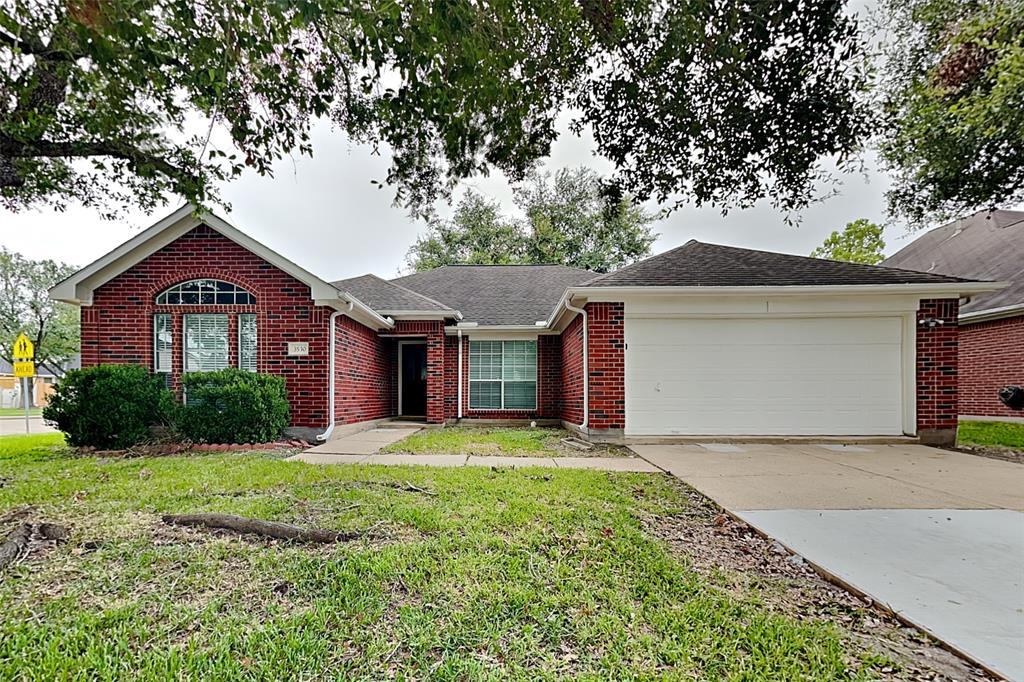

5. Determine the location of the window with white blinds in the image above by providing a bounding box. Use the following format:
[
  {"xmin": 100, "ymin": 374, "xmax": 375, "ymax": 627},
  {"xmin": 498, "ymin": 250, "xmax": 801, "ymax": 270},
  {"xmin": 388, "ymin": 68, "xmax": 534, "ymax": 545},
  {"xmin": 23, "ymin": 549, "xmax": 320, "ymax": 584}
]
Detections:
[
  {"xmin": 183, "ymin": 314, "xmax": 229, "ymax": 373},
  {"xmin": 469, "ymin": 340, "xmax": 537, "ymax": 410},
  {"xmin": 153, "ymin": 314, "xmax": 172, "ymax": 373},
  {"xmin": 238, "ymin": 314, "xmax": 257, "ymax": 372}
]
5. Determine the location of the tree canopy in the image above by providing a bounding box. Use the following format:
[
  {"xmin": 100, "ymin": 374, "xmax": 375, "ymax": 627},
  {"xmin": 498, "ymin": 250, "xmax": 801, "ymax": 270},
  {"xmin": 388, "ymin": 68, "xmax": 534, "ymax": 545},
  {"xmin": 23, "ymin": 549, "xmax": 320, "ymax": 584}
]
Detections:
[
  {"xmin": 810, "ymin": 218, "xmax": 885, "ymax": 265},
  {"xmin": 406, "ymin": 167, "xmax": 657, "ymax": 273},
  {"xmin": 877, "ymin": 0, "xmax": 1024, "ymax": 227},
  {"xmin": 2, "ymin": 0, "xmax": 870, "ymax": 218},
  {"xmin": 0, "ymin": 248, "xmax": 79, "ymax": 376}
]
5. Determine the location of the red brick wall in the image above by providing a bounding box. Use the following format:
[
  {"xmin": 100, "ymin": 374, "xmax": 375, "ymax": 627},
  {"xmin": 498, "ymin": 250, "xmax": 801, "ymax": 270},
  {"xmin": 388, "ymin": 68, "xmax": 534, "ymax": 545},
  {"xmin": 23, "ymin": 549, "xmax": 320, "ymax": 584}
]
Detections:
[
  {"xmin": 82, "ymin": 225, "xmax": 332, "ymax": 429},
  {"xmin": 959, "ymin": 315, "xmax": 1024, "ymax": 418},
  {"xmin": 560, "ymin": 314, "xmax": 585, "ymax": 425},
  {"xmin": 333, "ymin": 315, "xmax": 393, "ymax": 424},
  {"xmin": 916, "ymin": 298, "xmax": 959, "ymax": 439},
  {"xmin": 390, "ymin": 320, "xmax": 446, "ymax": 424},
  {"xmin": 587, "ymin": 302, "xmax": 625, "ymax": 430}
]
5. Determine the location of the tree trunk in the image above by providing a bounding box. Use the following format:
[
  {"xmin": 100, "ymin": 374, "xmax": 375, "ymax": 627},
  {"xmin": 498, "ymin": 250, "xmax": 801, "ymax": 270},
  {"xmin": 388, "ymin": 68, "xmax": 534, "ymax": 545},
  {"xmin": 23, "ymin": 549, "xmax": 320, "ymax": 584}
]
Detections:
[{"xmin": 161, "ymin": 513, "xmax": 359, "ymax": 544}]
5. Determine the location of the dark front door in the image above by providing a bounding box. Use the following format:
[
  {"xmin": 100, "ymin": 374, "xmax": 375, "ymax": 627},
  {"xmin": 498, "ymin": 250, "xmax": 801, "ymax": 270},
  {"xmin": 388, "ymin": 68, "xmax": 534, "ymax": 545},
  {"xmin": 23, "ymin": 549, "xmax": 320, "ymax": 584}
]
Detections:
[{"xmin": 400, "ymin": 343, "xmax": 427, "ymax": 416}]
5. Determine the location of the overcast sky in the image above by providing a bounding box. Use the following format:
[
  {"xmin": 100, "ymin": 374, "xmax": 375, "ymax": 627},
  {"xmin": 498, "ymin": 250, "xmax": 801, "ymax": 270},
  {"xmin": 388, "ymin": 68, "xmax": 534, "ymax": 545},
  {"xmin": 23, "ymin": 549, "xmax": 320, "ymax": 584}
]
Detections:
[{"xmin": 0, "ymin": 114, "xmax": 942, "ymax": 281}]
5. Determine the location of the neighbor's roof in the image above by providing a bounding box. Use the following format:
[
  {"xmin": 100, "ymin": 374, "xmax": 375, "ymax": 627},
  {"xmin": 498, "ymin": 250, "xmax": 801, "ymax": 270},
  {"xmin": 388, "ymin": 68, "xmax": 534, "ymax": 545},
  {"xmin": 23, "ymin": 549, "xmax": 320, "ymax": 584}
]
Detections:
[
  {"xmin": 331, "ymin": 274, "xmax": 455, "ymax": 316},
  {"xmin": 393, "ymin": 265, "xmax": 594, "ymax": 326},
  {"xmin": 883, "ymin": 210, "xmax": 1024, "ymax": 319},
  {"xmin": 583, "ymin": 240, "xmax": 976, "ymax": 288}
]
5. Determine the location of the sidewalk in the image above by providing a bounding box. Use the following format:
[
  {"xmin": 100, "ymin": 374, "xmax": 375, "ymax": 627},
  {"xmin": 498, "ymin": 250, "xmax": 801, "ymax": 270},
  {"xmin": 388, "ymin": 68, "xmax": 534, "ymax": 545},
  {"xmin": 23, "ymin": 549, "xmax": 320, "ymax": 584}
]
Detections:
[{"xmin": 287, "ymin": 451, "xmax": 661, "ymax": 472}]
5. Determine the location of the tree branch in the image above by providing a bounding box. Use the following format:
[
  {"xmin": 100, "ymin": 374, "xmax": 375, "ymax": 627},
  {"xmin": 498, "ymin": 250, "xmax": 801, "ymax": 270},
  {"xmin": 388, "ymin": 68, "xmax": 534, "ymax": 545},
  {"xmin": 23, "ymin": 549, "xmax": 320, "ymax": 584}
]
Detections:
[{"xmin": 0, "ymin": 28, "xmax": 84, "ymax": 62}]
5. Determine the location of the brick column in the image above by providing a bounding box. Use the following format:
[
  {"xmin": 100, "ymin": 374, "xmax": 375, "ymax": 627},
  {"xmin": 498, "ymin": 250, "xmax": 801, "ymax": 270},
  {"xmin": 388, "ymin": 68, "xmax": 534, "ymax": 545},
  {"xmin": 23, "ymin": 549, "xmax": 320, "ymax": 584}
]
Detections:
[
  {"xmin": 917, "ymin": 298, "xmax": 959, "ymax": 446},
  {"xmin": 425, "ymin": 323, "xmax": 445, "ymax": 424},
  {"xmin": 586, "ymin": 302, "xmax": 625, "ymax": 432}
]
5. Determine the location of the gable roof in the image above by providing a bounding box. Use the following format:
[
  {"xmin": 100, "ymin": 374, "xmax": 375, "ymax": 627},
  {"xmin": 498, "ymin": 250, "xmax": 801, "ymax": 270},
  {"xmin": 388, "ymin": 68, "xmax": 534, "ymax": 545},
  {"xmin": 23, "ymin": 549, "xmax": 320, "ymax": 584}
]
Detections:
[
  {"xmin": 49, "ymin": 204, "xmax": 392, "ymax": 330},
  {"xmin": 331, "ymin": 274, "xmax": 458, "ymax": 317},
  {"xmin": 393, "ymin": 265, "xmax": 595, "ymax": 326},
  {"xmin": 583, "ymin": 240, "xmax": 977, "ymax": 288},
  {"xmin": 882, "ymin": 210, "xmax": 1024, "ymax": 320}
]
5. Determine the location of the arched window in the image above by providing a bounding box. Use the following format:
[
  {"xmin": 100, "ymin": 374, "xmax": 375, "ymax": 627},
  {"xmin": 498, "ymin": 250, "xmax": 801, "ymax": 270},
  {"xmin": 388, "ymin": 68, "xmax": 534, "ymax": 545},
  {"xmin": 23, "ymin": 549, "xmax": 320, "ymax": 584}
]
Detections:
[{"xmin": 155, "ymin": 279, "xmax": 255, "ymax": 305}]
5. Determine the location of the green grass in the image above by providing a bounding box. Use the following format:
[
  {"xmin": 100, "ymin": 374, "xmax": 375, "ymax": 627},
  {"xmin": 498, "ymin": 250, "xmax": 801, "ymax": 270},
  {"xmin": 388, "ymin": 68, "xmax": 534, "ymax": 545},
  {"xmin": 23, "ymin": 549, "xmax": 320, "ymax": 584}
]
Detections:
[
  {"xmin": 0, "ymin": 432, "xmax": 890, "ymax": 680},
  {"xmin": 0, "ymin": 407, "xmax": 42, "ymax": 417},
  {"xmin": 381, "ymin": 426, "xmax": 567, "ymax": 456},
  {"xmin": 958, "ymin": 419, "xmax": 1024, "ymax": 450}
]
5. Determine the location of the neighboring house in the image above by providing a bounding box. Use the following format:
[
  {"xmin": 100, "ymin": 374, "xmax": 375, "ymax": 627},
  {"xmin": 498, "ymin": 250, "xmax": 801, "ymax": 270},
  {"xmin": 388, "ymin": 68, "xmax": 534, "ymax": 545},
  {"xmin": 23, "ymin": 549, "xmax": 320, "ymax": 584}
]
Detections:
[
  {"xmin": 50, "ymin": 205, "xmax": 999, "ymax": 445},
  {"xmin": 0, "ymin": 355, "xmax": 80, "ymax": 408},
  {"xmin": 884, "ymin": 210, "xmax": 1024, "ymax": 422}
]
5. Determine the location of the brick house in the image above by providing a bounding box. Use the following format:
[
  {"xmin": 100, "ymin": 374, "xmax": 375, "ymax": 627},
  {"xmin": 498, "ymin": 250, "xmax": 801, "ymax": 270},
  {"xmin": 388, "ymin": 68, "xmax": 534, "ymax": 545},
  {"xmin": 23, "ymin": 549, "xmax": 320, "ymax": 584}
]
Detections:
[
  {"xmin": 51, "ymin": 205, "xmax": 1000, "ymax": 445},
  {"xmin": 884, "ymin": 210, "xmax": 1023, "ymax": 422}
]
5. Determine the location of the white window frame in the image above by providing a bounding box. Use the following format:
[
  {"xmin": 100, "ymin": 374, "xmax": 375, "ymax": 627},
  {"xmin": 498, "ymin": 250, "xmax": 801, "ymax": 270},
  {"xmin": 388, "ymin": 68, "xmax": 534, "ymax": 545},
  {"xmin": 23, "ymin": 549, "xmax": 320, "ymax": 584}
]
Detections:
[
  {"xmin": 238, "ymin": 313, "xmax": 257, "ymax": 372},
  {"xmin": 468, "ymin": 339, "xmax": 538, "ymax": 411},
  {"xmin": 155, "ymin": 279, "xmax": 255, "ymax": 305},
  {"xmin": 182, "ymin": 313, "xmax": 230, "ymax": 373},
  {"xmin": 153, "ymin": 313, "xmax": 172, "ymax": 373}
]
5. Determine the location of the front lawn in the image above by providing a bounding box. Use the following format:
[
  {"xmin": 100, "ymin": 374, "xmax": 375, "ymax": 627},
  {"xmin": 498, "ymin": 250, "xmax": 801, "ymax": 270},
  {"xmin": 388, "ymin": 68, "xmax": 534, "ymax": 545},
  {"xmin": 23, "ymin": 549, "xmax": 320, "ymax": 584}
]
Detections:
[
  {"xmin": 0, "ymin": 433, "xmax": 977, "ymax": 680},
  {"xmin": 381, "ymin": 426, "xmax": 629, "ymax": 457},
  {"xmin": 958, "ymin": 420, "xmax": 1024, "ymax": 450}
]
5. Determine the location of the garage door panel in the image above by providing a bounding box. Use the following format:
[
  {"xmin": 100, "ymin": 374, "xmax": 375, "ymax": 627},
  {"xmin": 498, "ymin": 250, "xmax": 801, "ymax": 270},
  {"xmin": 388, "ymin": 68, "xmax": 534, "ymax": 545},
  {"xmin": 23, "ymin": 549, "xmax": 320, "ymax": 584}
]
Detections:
[{"xmin": 624, "ymin": 316, "xmax": 904, "ymax": 436}]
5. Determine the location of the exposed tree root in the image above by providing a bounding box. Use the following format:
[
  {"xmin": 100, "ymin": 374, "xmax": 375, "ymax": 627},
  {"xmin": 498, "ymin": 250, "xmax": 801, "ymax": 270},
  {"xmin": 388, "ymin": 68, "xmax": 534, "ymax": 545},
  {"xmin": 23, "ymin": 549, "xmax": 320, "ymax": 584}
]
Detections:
[
  {"xmin": 162, "ymin": 513, "xmax": 360, "ymax": 544},
  {"xmin": 0, "ymin": 521, "xmax": 70, "ymax": 572}
]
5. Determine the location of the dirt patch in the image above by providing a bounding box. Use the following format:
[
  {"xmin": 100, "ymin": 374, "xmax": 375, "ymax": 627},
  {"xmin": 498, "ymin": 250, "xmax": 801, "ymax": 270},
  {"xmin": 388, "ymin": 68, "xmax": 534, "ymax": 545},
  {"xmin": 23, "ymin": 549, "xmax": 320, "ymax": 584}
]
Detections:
[
  {"xmin": 950, "ymin": 445, "xmax": 1024, "ymax": 465},
  {"xmin": 643, "ymin": 484, "xmax": 995, "ymax": 682}
]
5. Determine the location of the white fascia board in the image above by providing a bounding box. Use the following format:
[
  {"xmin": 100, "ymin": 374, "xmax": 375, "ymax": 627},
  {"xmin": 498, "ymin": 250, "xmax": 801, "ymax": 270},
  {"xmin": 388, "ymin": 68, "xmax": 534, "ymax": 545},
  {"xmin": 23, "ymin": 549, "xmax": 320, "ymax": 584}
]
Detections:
[
  {"xmin": 49, "ymin": 203, "xmax": 342, "ymax": 306},
  {"xmin": 958, "ymin": 303, "xmax": 1024, "ymax": 324},
  {"xmin": 334, "ymin": 292, "xmax": 394, "ymax": 330},
  {"xmin": 443, "ymin": 324, "xmax": 551, "ymax": 337},
  {"xmin": 565, "ymin": 282, "xmax": 1008, "ymax": 299},
  {"xmin": 381, "ymin": 310, "xmax": 461, "ymax": 320}
]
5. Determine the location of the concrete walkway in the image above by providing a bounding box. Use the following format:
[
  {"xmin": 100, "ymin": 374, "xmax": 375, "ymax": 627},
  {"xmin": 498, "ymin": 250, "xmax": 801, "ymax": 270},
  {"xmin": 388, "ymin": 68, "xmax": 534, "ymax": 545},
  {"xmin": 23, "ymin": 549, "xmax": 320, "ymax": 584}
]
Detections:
[
  {"xmin": 303, "ymin": 426, "xmax": 424, "ymax": 455},
  {"xmin": 288, "ymin": 450, "xmax": 660, "ymax": 472},
  {"xmin": 0, "ymin": 416, "xmax": 54, "ymax": 436},
  {"xmin": 631, "ymin": 442, "xmax": 1024, "ymax": 680}
]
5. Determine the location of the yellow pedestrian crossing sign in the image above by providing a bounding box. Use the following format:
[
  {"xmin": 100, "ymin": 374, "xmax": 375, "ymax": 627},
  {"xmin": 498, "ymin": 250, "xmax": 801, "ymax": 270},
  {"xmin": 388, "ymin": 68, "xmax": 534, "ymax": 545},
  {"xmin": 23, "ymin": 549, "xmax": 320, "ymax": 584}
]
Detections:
[
  {"xmin": 12, "ymin": 333, "xmax": 34, "ymax": 360},
  {"xmin": 13, "ymin": 361, "xmax": 34, "ymax": 378}
]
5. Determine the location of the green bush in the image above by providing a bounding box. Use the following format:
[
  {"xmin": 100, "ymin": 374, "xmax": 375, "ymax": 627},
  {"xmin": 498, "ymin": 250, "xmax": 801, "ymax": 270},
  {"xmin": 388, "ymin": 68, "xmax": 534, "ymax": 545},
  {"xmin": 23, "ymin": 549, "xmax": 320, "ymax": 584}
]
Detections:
[
  {"xmin": 176, "ymin": 369, "xmax": 290, "ymax": 444},
  {"xmin": 42, "ymin": 364, "xmax": 174, "ymax": 449}
]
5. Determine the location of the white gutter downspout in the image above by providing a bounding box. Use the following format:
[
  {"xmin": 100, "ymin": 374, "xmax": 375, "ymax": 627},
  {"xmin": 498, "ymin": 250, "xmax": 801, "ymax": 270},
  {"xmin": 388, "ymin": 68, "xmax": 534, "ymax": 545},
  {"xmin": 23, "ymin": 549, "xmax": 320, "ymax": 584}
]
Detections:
[
  {"xmin": 563, "ymin": 300, "xmax": 588, "ymax": 429},
  {"xmin": 457, "ymin": 328, "xmax": 463, "ymax": 419},
  {"xmin": 315, "ymin": 300, "xmax": 354, "ymax": 442}
]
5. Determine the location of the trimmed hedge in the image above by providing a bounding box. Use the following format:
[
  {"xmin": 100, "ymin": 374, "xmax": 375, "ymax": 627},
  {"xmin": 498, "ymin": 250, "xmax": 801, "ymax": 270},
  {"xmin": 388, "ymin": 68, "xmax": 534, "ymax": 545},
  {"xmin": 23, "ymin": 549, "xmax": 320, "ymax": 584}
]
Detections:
[
  {"xmin": 177, "ymin": 369, "xmax": 290, "ymax": 444},
  {"xmin": 42, "ymin": 364, "xmax": 174, "ymax": 449}
]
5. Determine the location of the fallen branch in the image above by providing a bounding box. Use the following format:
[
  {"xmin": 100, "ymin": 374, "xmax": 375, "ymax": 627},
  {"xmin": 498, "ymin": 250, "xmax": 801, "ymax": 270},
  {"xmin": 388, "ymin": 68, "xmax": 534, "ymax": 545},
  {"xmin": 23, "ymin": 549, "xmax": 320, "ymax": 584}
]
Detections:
[
  {"xmin": 161, "ymin": 513, "xmax": 360, "ymax": 544},
  {"xmin": 0, "ymin": 524, "xmax": 32, "ymax": 571}
]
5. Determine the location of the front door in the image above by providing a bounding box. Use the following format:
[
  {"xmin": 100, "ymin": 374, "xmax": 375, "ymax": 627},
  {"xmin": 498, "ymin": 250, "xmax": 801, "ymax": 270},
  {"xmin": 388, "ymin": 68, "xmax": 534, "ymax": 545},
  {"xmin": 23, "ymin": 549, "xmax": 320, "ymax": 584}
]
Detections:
[{"xmin": 400, "ymin": 342, "xmax": 427, "ymax": 417}]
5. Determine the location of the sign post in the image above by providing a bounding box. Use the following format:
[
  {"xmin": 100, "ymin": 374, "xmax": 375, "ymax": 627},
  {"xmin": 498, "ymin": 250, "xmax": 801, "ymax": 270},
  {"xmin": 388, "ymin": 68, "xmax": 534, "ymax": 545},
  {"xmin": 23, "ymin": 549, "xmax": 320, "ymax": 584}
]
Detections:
[{"xmin": 12, "ymin": 334, "xmax": 34, "ymax": 435}]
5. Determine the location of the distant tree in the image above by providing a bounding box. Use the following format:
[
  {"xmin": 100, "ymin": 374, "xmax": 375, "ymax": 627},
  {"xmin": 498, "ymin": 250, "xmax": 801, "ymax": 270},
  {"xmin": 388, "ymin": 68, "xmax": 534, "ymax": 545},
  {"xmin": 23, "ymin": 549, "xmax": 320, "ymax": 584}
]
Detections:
[
  {"xmin": 0, "ymin": 249, "xmax": 79, "ymax": 382},
  {"xmin": 810, "ymin": 219, "xmax": 886, "ymax": 265},
  {"xmin": 877, "ymin": 0, "xmax": 1024, "ymax": 226},
  {"xmin": 2, "ymin": 0, "xmax": 869, "ymax": 218},
  {"xmin": 406, "ymin": 167, "xmax": 658, "ymax": 273}
]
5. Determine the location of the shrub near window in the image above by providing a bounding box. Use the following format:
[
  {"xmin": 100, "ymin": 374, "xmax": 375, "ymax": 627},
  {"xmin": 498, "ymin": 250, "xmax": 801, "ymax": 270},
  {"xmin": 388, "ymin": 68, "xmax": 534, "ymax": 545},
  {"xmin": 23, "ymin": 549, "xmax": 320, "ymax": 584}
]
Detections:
[
  {"xmin": 177, "ymin": 369, "xmax": 290, "ymax": 444},
  {"xmin": 43, "ymin": 365, "xmax": 174, "ymax": 449}
]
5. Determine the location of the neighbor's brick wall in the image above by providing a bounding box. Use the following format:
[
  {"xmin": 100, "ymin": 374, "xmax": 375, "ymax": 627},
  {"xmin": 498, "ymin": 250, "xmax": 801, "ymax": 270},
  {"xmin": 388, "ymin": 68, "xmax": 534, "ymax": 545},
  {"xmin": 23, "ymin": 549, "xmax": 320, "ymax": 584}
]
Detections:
[
  {"xmin": 83, "ymin": 225, "xmax": 332, "ymax": 429},
  {"xmin": 587, "ymin": 302, "xmax": 625, "ymax": 430},
  {"xmin": 959, "ymin": 316, "xmax": 1024, "ymax": 418},
  {"xmin": 333, "ymin": 315, "xmax": 393, "ymax": 424},
  {"xmin": 916, "ymin": 298, "xmax": 959, "ymax": 436}
]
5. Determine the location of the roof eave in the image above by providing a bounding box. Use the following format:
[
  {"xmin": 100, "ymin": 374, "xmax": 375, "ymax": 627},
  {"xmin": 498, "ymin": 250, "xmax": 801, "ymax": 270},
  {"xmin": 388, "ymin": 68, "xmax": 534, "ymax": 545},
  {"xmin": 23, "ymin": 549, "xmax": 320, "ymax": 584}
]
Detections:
[
  {"xmin": 959, "ymin": 303, "xmax": 1024, "ymax": 324},
  {"xmin": 564, "ymin": 282, "xmax": 1007, "ymax": 297}
]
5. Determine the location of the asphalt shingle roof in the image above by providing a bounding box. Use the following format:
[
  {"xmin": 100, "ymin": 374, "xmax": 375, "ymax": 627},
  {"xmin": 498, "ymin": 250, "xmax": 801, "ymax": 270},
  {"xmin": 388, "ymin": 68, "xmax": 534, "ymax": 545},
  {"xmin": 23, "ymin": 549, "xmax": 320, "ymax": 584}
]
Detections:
[
  {"xmin": 584, "ymin": 240, "xmax": 975, "ymax": 288},
  {"xmin": 392, "ymin": 265, "xmax": 595, "ymax": 325},
  {"xmin": 882, "ymin": 210, "xmax": 1024, "ymax": 316},
  {"xmin": 332, "ymin": 274, "xmax": 453, "ymax": 313}
]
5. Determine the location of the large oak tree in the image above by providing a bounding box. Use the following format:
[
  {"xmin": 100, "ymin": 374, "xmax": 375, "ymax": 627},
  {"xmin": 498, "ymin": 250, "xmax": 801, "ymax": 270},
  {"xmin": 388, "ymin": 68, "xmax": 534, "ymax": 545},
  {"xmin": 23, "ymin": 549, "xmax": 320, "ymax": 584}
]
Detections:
[{"xmin": 2, "ymin": 0, "xmax": 870, "ymax": 217}]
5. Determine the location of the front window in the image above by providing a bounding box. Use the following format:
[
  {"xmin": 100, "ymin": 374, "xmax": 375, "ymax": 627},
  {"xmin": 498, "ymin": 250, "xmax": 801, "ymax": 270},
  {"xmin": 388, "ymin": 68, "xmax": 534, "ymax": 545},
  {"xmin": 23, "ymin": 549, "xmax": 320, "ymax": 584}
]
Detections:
[
  {"xmin": 469, "ymin": 340, "xmax": 537, "ymax": 410},
  {"xmin": 238, "ymin": 314, "xmax": 257, "ymax": 372},
  {"xmin": 154, "ymin": 314, "xmax": 172, "ymax": 373},
  {"xmin": 183, "ymin": 314, "xmax": 229, "ymax": 372}
]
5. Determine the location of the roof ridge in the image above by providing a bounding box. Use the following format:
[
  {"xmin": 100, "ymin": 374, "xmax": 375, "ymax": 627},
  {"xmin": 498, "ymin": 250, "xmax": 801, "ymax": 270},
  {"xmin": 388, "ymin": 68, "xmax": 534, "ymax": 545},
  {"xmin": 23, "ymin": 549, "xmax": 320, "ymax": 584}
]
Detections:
[
  {"xmin": 582, "ymin": 240, "xmax": 702, "ymax": 285},
  {"xmin": 376, "ymin": 275, "xmax": 457, "ymax": 311}
]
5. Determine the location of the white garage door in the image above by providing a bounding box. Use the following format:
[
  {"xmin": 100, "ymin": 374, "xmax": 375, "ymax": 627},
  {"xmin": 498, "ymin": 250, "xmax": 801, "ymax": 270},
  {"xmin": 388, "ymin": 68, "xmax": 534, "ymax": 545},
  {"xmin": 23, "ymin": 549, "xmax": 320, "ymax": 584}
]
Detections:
[{"xmin": 624, "ymin": 316, "xmax": 905, "ymax": 436}]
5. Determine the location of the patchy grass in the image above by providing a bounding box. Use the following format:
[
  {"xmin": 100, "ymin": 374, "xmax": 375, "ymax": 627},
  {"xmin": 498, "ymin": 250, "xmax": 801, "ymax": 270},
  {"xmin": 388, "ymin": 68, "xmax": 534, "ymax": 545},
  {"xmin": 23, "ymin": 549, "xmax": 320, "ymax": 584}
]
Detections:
[
  {"xmin": 381, "ymin": 426, "xmax": 629, "ymax": 457},
  {"xmin": 0, "ymin": 407, "xmax": 42, "ymax": 417},
  {"xmin": 0, "ymin": 432, "xmax": 946, "ymax": 680},
  {"xmin": 958, "ymin": 420, "xmax": 1024, "ymax": 450}
]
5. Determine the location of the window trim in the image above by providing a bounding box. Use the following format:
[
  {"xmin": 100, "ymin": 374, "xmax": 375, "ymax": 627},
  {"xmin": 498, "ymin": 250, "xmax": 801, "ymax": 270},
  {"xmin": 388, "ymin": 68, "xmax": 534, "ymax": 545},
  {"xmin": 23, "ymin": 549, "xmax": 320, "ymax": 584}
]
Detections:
[
  {"xmin": 155, "ymin": 279, "xmax": 255, "ymax": 306},
  {"xmin": 468, "ymin": 339, "xmax": 538, "ymax": 412}
]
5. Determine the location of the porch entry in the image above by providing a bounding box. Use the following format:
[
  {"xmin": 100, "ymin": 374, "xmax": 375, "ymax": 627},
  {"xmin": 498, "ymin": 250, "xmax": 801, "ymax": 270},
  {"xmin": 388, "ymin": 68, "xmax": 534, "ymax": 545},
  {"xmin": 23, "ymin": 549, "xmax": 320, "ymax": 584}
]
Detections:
[{"xmin": 398, "ymin": 341, "xmax": 427, "ymax": 417}]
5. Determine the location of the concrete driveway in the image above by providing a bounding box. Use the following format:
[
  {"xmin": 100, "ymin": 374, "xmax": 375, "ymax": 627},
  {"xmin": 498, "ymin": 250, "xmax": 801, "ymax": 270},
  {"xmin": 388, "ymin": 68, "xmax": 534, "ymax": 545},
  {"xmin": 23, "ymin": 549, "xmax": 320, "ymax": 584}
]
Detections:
[
  {"xmin": 631, "ymin": 443, "xmax": 1024, "ymax": 681},
  {"xmin": 0, "ymin": 416, "xmax": 55, "ymax": 436}
]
